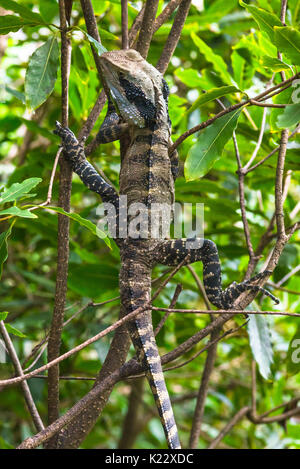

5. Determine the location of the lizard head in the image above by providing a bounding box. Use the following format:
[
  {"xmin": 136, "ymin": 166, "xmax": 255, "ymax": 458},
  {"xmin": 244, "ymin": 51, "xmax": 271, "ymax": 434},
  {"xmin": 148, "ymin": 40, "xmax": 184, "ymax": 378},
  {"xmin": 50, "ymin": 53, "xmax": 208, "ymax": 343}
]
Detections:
[{"xmin": 99, "ymin": 49, "xmax": 169, "ymax": 129}]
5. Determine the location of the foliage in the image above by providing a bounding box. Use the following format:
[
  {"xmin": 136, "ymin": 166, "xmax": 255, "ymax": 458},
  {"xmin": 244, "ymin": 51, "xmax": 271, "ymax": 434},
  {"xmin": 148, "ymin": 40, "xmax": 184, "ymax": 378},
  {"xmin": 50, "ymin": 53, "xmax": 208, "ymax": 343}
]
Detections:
[{"xmin": 0, "ymin": 0, "xmax": 299, "ymax": 450}]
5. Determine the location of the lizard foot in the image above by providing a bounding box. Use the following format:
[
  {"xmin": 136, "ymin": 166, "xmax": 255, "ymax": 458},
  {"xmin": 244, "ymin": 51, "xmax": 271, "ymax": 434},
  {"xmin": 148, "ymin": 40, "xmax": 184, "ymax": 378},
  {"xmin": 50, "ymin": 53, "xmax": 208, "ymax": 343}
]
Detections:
[
  {"xmin": 214, "ymin": 270, "xmax": 279, "ymax": 309},
  {"xmin": 53, "ymin": 121, "xmax": 85, "ymax": 165}
]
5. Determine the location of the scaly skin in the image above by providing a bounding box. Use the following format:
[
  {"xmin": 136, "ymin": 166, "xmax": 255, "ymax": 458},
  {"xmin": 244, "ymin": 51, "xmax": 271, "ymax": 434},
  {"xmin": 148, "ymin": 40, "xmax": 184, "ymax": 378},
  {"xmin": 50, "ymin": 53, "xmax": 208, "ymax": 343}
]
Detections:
[{"xmin": 54, "ymin": 49, "xmax": 278, "ymax": 449}]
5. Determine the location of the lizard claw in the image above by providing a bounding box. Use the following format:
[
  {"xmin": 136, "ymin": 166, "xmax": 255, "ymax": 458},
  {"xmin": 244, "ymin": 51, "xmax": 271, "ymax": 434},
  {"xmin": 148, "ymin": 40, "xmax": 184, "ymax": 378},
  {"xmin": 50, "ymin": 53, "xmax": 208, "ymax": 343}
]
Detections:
[{"xmin": 53, "ymin": 121, "xmax": 76, "ymax": 141}]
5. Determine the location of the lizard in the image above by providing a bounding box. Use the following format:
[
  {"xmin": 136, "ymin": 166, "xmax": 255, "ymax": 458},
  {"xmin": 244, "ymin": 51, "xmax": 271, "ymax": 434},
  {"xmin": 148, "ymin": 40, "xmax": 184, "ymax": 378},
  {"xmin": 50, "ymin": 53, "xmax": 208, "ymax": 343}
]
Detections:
[{"xmin": 54, "ymin": 49, "xmax": 278, "ymax": 449}]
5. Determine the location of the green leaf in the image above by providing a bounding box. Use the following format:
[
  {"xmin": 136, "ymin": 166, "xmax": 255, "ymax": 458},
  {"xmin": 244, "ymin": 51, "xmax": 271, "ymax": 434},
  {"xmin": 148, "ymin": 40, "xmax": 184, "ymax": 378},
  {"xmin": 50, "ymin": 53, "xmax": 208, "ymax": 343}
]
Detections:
[
  {"xmin": 99, "ymin": 28, "xmax": 118, "ymax": 42},
  {"xmin": 0, "ymin": 436, "xmax": 14, "ymax": 449},
  {"xmin": 25, "ymin": 37, "xmax": 59, "ymax": 110},
  {"xmin": 86, "ymin": 33, "xmax": 107, "ymax": 56},
  {"xmin": 191, "ymin": 32, "xmax": 236, "ymax": 86},
  {"xmin": 0, "ymin": 207, "xmax": 37, "ymax": 219},
  {"xmin": 277, "ymin": 104, "xmax": 300, "ymax": 128},
  {"xmin": 0, "ymin": 227, "xmax": 12, "ymax": 279},
  {"xmin": 0, "ymin": 0, "xmax": 44, "ymax": 23},
  {"xmin": 174, "ymin": 67, "xmax": 204, "ymax": 88},
  {"xmin": 239, "ymin": 1, "xmax": 282, "ymax": 42},
  {"xmin": 68, "ymin": 263, "xmax": 118, "ymax": 297},
  {"xmin": 20, "ymin": 118, "xmax": 57, "ymax": 141},
  {"xmin": 4, "ymin": 86, "xmax": 26, "ymax": 104},
  {"xmin": 0, "ymin": 15, "xmax": 26, "ymax": 34},
  {"xmin": 184, "ymin": 109, "xmax": 241, "ymax": 181},
  {"xmin": 39, "ymin": 0, "xmax": 59, "ymax": 22},
  {"xmin": 247, "ymin": 314, "xmax": 274, "ymax": 380},
  {"xmin": 5, "ymin": 323, "xmax": 26, "ymax": 338},
  {"xmin": 0, "ymin": 311, "xmax": 9, "ymax": 321},
  {"xmin": 270, "ymin": 86, "xmax": 293, "ymax": 131},
  {"xmin": 45, "ymin": 206, "xmax": 111, "ymax": 248},
  {"xmin": 274, "ymin": 26, "xmax": 300, "ymax": 65},
  {"xmin": 0, "ymin": 178, "xmax": 42, "ymax": 204},
  {"xmin": 187, "ymin": 86, "xmax": 240, "ymax": 115},
  {"xmin": 259, "ymin": 55, "xmax": 291, "ymax": 72}
]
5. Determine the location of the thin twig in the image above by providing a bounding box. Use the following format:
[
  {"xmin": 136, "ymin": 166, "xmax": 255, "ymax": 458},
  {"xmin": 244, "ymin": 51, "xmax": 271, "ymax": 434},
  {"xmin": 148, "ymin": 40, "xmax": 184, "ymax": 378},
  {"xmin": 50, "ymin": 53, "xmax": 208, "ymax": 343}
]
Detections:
[
  {"xmin": 154, "ymin": 284, "xmax": 182, "ymax": 336},
  {"xmin": 276, "ymin": 264, "xmax": 300, "ymax": 287},
  {"xmin": 0, "ymin": 321, "xmax": 44, "ymax": 432},
  {"xmin": 245, "ymin": 125, "xmax": 300, "ymax": 174},
  {"xmin": 244, "ymin": 106, "xmax": 267, "ymax": 170},
  {"xmin": 169, "ymin": 73, "xmax": 300, "ymax": 154},
  {"xmin": 121, "ymin": 0, "xmax": 129, "ymax": 49},
  {"xmin": 189, "ymin": 322, "xmax": 220, "ymax": 448},
  {"xmin": 165, "ymin": 322, "xmax": 247, "ymax": 373},
  {"xmin": 136, "ymin": 0, "xmax": 159, "ymax": 58},
  {"xmin": 46, "ymin": 0, "xmax": 72, "ymax": 445},
  {"xmin": 249, "ymin": 100, "xmax": 286, "ymax": 108},
  {"xmin": 156, "ymin": 0, "xmax": 192, "ymax": 74},
  {"xmin": 151, "ymin": 307, "xmax": 300, "ymax": 317},
  {"xmin": 251, "ymin": 360, "xmax": 257, "ymax": 418},
  {"xmin": 208, "ymin": 406, "xmax": 250, "ymax": 449},
  {"xmin": 0, "ymin": 257, "xmax": 189, "ymax": 388},
  {"xmin": 186, "ymin": 264, "xmax": 211, "ymax": 309}
]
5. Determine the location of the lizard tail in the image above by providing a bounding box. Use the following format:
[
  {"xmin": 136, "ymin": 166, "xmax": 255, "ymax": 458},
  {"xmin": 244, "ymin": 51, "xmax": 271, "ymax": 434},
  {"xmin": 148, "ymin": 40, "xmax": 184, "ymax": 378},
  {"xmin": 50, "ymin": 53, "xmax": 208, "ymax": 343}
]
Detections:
[{"xmin": 120, "ymin": 256, "xmax": 181, "ymax": 449}]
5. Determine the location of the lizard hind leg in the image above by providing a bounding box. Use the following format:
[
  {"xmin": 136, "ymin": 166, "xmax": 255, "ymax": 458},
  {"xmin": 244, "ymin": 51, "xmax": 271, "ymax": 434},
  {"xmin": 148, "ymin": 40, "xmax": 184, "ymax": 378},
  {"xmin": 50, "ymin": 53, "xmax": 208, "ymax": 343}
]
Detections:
[
  {"xmin": 120, "ymin": 255, "xmax": 181, "ymax": 449},
  {"xmin": 155, "ymin": 238, "xmax": 279, "ymax": 309}
]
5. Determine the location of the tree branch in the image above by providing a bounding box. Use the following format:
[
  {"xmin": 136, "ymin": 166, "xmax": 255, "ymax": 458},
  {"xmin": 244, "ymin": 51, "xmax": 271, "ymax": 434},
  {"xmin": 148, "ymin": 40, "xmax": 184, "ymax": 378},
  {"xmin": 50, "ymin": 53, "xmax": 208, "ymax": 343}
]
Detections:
[
  {"xmin": 156, "ymin": 0, "xmax": 192, "ymax": 74},
  {"xmin": 136, "ymin": 0, "xmax": 159, "ymax": 58},
  {"xmin": 46, "ymin": 0, "xmax": 72, "ymax": 448},
  {"xmin": 0, "ymin": 321, "xmax": 44, "ymax": 432}
]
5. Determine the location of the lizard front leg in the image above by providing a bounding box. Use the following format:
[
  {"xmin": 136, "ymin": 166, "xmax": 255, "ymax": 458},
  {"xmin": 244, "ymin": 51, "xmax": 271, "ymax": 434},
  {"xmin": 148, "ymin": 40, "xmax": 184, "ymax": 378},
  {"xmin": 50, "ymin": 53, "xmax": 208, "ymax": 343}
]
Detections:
[
  {"xmin": 54, "ymin": 121, "xmax": 119, "ymax": 207},
  {"xmin": 95, "ymin": 97, "xmax": 128, "ymax": 146},
  {"xmin": 155, "ymin": 238, "xmax": 279, "ymax": 309}
]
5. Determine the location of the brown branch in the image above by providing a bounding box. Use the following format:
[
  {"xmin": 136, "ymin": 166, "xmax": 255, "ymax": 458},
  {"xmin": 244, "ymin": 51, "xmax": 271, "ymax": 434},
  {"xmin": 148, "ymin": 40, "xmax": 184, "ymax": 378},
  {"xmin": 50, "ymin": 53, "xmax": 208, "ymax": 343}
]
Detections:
[
  {"xmin": 234, "ymin": 136, "xmax": 256, "ymax": 274},
  {"xmin": 80, "ymin": 0, "xmax": 102, "ymax": 76},
  {"xmin": 128, "ymin": 5, "xmax": 145, "ymax": 45},
  {"xmin": 186, "ymin": 264, "xmax": 211, "ymax": 309},
  {"xmin": 189, "ymin": 322, "xmax": 220, "ymax": 448},
  {"xmin": 249, "ymin": 100, "xmax": 287, "ymax": 108},
  {"xmin": 17, "ymin": 312, "xmax": 234, "ymax": 449},
  {"xmin": 245, "ymin": 125, "xmax": 300, "ymax": 174},
  {"xmin": 154, "ymin": 283, "xmax": 182, "ymax": 337},
  {"xmin": 275, "ymin": 129, "xmax": 289, "ymax": 240},
  {"xmin": 23, "ymin": 297, "xmax": 119, "ymax": 370},
  {"xmin": 259, "ymin": 396, "xmax": 300, "ymax": 419},
  {"xmin": 46, "ymin": 0, "xmax": 72, "ymax": 448},
  {"xmin": 136, "ymin": 0, "xmax": 159, "ymax": 58},
  {"xmin": 251, "ymin": 360, "xmax": 257, "ymax": 418},
  {"xmin": 129, "ymin": 0, "xmax": 181, "ymax": 49},
  {"xmin": 0, "ymin": 321, "xmax": 44, "ymax": 432},
  {"xmin": 118, "ymin": 378, "xmax": 145, "ymax": 448},
  {"xmin": 55, "ymin": 256, "xmax": 188, "ymax": 448},
  {"xmin": 208, "ymin": 406, "xmax": 250, "ymax": 449},
  {"xmin": 153, "ymin": 0, "xmax": 181, "ymax": 32},
  {"xmin": 170, "ymin": 73, "xmax": 300, "ymax": 154},
  {"xmin": 0, "ymin": 301, "xmax": 157, "ymax": 389},
  {"xmin": 156, "ymin": 0, "xmax": 192, "ymax": 74},
  {"xmin": 151, "ymin": 308, "xmax": 300, "ymax": 318},
  {"xmin": 248, "ymin": 406, "xmax": 300, "ymax": 424},
  {"xmin": 121, "ymin": 0, "xmax": 129, "ymax": 49},
  {"xmin": 78, "ymin": 90, "xmax": 106, "ymax": 143},
  {"xmin": 164, "ymin": 321, "xmax": 248, "ymax": 373}
]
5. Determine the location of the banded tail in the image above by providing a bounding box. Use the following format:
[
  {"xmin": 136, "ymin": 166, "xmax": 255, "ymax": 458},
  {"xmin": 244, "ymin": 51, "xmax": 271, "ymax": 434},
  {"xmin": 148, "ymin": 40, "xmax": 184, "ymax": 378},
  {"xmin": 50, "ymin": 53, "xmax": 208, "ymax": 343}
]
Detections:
[{"xmin": 120, "ymin": 254, "xmax": 181, "ymax": 449}]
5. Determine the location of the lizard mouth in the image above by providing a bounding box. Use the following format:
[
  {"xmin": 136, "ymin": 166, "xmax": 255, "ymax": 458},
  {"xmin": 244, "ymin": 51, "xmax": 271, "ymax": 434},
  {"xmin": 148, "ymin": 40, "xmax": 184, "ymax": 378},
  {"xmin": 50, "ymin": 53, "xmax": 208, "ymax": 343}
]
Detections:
[{"xmin": 99, "ymin": 61, "xmax": 146, "ymax": 128}]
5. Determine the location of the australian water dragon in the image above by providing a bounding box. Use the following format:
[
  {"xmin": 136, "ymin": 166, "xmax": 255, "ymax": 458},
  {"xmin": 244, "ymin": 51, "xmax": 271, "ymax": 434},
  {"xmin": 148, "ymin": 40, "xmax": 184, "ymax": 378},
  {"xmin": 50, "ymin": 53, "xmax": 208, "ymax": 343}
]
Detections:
[{"xmin": 54, "ymin": 49, "xmax": 278, "ymax": 449}]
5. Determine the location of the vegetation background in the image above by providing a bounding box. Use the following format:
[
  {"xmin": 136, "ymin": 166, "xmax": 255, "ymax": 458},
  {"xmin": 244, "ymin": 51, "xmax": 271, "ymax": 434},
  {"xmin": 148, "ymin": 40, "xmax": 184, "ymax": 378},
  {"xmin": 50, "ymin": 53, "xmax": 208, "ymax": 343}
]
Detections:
[{"xmin": 0, "ymin": 0, "xmax": 299, "ymax": 449}]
